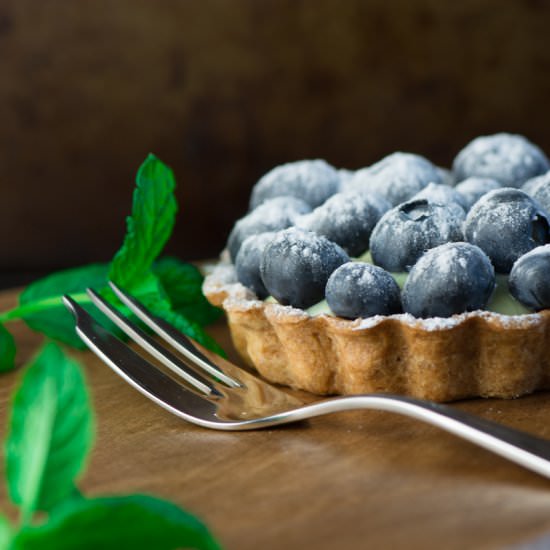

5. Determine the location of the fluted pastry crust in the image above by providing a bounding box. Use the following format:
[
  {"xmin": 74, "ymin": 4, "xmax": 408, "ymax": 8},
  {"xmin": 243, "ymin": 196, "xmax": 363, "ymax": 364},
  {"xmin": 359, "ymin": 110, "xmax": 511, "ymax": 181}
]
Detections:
[{"xmin": 203, "ymin": 262, "xmax": 550, "ymax": 402}]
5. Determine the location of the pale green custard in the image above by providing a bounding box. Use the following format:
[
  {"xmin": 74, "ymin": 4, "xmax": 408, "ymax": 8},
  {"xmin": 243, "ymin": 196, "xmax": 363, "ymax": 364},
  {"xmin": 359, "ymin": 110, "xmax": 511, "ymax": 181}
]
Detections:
[{"xmin": 267, "ymin": 249, "xmax": 531, "ymax": 317}]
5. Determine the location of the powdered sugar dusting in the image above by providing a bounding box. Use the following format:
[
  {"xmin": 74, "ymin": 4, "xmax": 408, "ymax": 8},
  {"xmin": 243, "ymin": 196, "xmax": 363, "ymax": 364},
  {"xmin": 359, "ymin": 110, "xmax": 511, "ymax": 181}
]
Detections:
[
  {"xmin": 346, "ymin": 152, "xmax": 442, "ymax": 206},
  {"xmin": 203, "ymin": 261, "xmax": 544, "ymax": 331},
  {"xmin": 296, "ymin": 190, "xmax": 381, "ymax": 256},
  {"xmin": 453, "ymin": 133, "xmax": 550, "ymax": 188},
  {"xmin": 250, "ymin": 159, "xmax": 340, "ymax": 209},
  {"xmin": 370, "ymin": 199, "xmax": 464, "ymax": 271},
  {"xmin": 352, "ymin": 308, "xmax": 543, "ymax": 331},
  {"xmin": 428, "ymin": 243, "xmax": 469, "ymax": 277}
]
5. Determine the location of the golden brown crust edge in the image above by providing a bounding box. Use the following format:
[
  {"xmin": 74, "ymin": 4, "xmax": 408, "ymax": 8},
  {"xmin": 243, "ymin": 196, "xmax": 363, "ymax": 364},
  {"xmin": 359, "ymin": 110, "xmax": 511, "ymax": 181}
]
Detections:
[{"xmin": 203, "ymin": 262, "xmax": 550, "ymax": 402}]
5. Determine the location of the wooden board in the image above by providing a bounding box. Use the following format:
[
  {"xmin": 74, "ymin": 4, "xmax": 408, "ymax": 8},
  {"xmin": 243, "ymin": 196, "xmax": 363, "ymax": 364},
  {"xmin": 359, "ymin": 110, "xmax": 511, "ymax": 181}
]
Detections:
[{"xmin": 2, "ymin": 287, "xmax": 550, "ymax": 549}]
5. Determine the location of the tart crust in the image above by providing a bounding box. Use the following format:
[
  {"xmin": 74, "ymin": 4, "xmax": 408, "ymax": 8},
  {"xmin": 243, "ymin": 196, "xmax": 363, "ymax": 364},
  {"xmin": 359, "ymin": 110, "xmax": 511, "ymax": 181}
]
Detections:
[{"xmin": 203, "ymin": 261, "xmax": 550, "ymax": 402}]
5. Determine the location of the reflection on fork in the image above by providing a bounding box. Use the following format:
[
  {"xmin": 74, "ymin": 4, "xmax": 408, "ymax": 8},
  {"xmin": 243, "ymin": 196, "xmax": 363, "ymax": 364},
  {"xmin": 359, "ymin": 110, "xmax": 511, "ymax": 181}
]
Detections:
[{"xmin": 63, "ymin": 282, "xmax": 550, "ymax": 479}]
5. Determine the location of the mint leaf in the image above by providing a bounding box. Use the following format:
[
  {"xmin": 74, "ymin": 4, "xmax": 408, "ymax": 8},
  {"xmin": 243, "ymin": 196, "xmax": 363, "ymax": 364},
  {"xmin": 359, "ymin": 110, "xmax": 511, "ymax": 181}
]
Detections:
[
  {"xmin": 18, "ymin": 263, "xmax": 110, "ymax": 348},
  {"xmin": 154, "ymin": 258, "xmax": 222, "ymax": 326},
  {"xmin": 149, "ymin": 305, "xmax": 226, "ymax": 357},
  {"xmin": 11, "ymin": 495, "xmax": 221, "ymax": 550},
  {"xmin": 109, "ymin": 154, "xmax": 178, "ymax": 295},
  {"xmin": 0, "ymin": 323, "xmax": 16, "ymax": 372},
  {"xmin": 6, "ymin": 343, "xmax": 94, "ymax": 517},
  {"xmin": 0, "ymin": 515, "xmax": 12, "ymax": 549}
]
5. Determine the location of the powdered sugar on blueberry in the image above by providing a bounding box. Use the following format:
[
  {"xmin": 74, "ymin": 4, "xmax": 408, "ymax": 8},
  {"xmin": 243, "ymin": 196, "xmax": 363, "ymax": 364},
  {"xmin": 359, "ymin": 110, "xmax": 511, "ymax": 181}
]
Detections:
[
  {"xmin": 220, "ymin": 135, "xmax": 550, "ymax": 321},
  {"xmin": 453, "ymin": 133, "xmax": 550, "ymax": 188},
  {"xmin": 345, "ymin": 152, "xmax": 443, "ymax": 206},
  {"xmin": 369, "ymin": 199, "xmax": 464, "ymax": 272},
  {"xmin": 227, "ymin": 196, "xmax": 311, "ymax": 261},
  {"xmin": 250, "ymin": 159, "xmax": 340, "ymax": 209}
]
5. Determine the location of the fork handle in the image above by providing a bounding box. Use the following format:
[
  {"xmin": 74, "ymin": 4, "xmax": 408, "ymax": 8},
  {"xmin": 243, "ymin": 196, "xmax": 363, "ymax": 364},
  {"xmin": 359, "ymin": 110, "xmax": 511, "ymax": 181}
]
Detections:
[{"xmin": 283, "ymin": 395, "xmax": 550, "ymax": 479}]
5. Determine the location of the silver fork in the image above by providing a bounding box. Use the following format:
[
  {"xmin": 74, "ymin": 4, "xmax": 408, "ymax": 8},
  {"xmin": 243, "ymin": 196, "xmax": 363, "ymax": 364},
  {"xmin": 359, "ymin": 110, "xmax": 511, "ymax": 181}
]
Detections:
[{"xmin": 63, "ymin": 282, "xmax": 550, "ymax": 480}]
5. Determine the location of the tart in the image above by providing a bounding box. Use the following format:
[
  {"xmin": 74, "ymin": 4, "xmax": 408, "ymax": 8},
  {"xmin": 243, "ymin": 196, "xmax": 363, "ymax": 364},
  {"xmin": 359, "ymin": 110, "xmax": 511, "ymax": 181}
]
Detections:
[{"xmin": 204, "ymin": 135, "xmax": 550, "ymax": 402}]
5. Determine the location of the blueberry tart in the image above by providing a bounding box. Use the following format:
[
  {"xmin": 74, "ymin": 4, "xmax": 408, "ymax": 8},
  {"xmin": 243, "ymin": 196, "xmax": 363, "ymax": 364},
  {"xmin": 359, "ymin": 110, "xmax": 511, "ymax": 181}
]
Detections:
[{"xmin": 204, "ymin": 141, "xmax": 550, "ymax": 402}]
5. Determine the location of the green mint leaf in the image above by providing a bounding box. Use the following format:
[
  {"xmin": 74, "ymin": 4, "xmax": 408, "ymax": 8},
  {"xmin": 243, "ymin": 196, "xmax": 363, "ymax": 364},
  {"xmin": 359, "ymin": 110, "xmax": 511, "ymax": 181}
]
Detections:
[
  {"xmin": 0, "ymin": 323, "xmax": 16, "ymax": 372},
  {"xmin": 18, "ymin": 263, "xmax": 110, "ymax": 348},
  {"xmin": 6, "ymin": 343, "xmax": 94, "ymax": 517},
  {"xmin": 11, "ymin": 495, "xmax": 221, "ymax": 550},
  {"xmin": 153, "ymin": 258, "xmax": 222, "ymax": 326},
  {"xmin": 109, "ymin": 154, "xmax": 177, "ymax": 294},
  {"xmin": 0, "ymin": 515, "xmax": 13, "ymax": 550},
  {"xmin": 149, "ymin": 304, "xmax": 226, "ymax": 357}
]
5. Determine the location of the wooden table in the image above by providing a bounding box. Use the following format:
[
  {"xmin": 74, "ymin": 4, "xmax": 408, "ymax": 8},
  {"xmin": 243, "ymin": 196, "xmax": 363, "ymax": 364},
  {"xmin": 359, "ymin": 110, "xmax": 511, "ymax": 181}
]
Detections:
[{"xmin": 2, "ymin": 287, "xmax": 550, "ymax": 549}]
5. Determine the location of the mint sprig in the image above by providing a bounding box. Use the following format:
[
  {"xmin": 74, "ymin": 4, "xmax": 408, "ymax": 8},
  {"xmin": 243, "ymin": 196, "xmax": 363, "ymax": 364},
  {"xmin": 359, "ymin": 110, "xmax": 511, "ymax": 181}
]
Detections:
[
  {"xmin": 109, "ymin": 153, "xmax": 178, "ymax": 299},
  {"xmin": 1, "ymin": 343, "xmax": 221, "ymax": 549},
  {"xmin": 153, "ymin": 258, "xmax": 222, "ymax": 327},
  {"xmin": 6, "ymin": 343, "xmax": 94, "ymax": 520},
  {"xmin": 0, "ymin": 516, "xmax": 11, "ymax": 549},
  {"xmin": 0, "ymin": 154, "xmax": 223, "ymax": 370},
  {"xmin": 0, "ymin": 325, "xmax": 16, "ymax": 373},
  {"xmin": 17, "ymin": 264, "xmax": 111, "ymax": 348},
  {"xmin": 11, "ymin": 495, "xmax": 219, "ymax": 550}
]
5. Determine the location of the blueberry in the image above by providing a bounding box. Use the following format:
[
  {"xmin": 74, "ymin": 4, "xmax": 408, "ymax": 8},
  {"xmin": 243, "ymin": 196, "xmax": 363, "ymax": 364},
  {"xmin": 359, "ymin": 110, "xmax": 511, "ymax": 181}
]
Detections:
[
  {"xmin": 369, "ymin": 199, "xmax": 465, "ymax": 272},
  {"xmin": 326, "ymin": 262, "xmax": 402, "ymax": 318},
  {"xmin": 296, "ymin": 191, "xmax": 383, "ymax": 256},
  {"xmin": 463, "ymin": 188, "xmax": 550, "ymax": 273},
  {"xmin": 410, "ymin": 182, "xmax": 468, "ymax": 213},
  {"xmin": 436, "ymin": 166, "xmax": 455, "ymax": 187},
  {"xmin": 453, "ymin": 133, "xmax": 550, "ymax": 188},
  {"xmin": 454, "ymin": 177, "xmax": 502, "ymax": 211},
  {"xmin": 340, "ymin": 176, "xmax": 392, "ymax": 217},
  {"xmin": 363, "ymin": 192, "xmax": 393, "ymax": 218},
  {"xmin": 260, "ymin": 228, "xmax": 349, "ymax": 309},
  {"xmin": 250, "ymin": 160, "xmax": 340, "ymax": 209},
  {"xmin": 227, "ymin": 196, "xmax": 311, "ymax": 261},
  {"xmin": 509, "ymin": 245, "xmax": 550, "ymax": 310},
  {"xmin": 524, "ymin": 172, "xmax": 550, "ymax": 214},
  {"xmin": 338, "ymin": 168, "xmax": 355, "ymax": 188},
  {"xmin": 341, "ymin": 167, "xmax": 371, "ymax": 192},
  {"xmin": 521, "ymin": 171, "xmax": 550, "ymax": 196},
  {"xmin": 402, "ymin": 242, "xmax": 495, "ymax": 318},
  {"xmin": 235, "ymin": 232, "xmax": 276, "ymax": 299},
  {"xmin": 346, "ymin": 152, "xmax": 443, "ymax": 206}
]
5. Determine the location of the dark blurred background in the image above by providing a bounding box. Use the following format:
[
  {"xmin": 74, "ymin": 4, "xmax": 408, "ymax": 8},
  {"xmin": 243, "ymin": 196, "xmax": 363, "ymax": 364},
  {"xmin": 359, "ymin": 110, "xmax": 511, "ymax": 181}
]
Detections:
[{"xmin": 1, "ymin": 0, "xmax": 550, "ymax": 288}]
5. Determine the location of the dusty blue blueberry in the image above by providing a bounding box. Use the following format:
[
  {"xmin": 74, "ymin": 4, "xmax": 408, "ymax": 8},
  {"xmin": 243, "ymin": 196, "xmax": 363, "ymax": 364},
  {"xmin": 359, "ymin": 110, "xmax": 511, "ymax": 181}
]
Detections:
[
  {"xmin": 227, "ymin": 196, "xmax": 311, "ymax": 261},
  {"xmin": 402, "ymin": 242, "xmax": 495, "ymax": 318},
  {"xmin": 364, "ymin": 192, "xmax": 393, "ymax": 218},
  {"xmin": 338, "ymin": 168, "xmax": 355, "ymax": 189},
  {"xmin": 509, "ymin": 245, "xmax": 550, "ymax": 310},
  {"xmin": 339, "ymin": 175, "xmax": 392, "ymax": 217},
  {"xmin": 436, "ymin": 167, "xmax": 455, "ymax": 187},
  {"xmin": 463, "ymin": 188, "xmax": 550, "ymax": 273},
  {"xmin": 522, "ymin": 172, "xmax": 550, "ymax": 213},
  {"xmin": 454, "ymin": 177, "xmax": 502, "ymax": 211},
  {"xmin": 453, "ymin": 133, "xmax": 550, "ymax": 188},
  {"xmin": 250, "ymin": 159, "xmax": 340, "ymax": 210},
  {"xmin": 369, "ymin": 199, "xmax": 465, "ymax": 272},
  {"xmin": 235, "ymin": 232, "xmax": 276, "ymax": 299},
  {"xmin": 410, "ymin": 182, "xmax": 467, "ymax": 213},
  {"xmin": 296, "ymin": 191, "xmax": 383, "ymax": 256},
  {"xmin": 521, "ymin": 171, "xmax": 550, "ymax": 196},
  {"xmin": 260, "ymin": 228, "xmax": 349, "ymax": 309},
  {"xmin": 345, "ymin": 152, "xmax": 442, "ymax": 206},
  {"xmin": 325, "ymin": 262, "xmax": 402, "ymax": 318},
  {"xmin": 341, "ymin": 166, "xmax": 372, "ymax": 193}
]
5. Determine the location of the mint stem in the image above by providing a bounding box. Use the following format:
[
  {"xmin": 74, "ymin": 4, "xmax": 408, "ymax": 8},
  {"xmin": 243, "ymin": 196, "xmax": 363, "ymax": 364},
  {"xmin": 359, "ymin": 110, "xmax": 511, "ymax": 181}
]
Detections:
[{"xmin": 0, "ymin": 291, "xmax": 92, "ymax": 323}]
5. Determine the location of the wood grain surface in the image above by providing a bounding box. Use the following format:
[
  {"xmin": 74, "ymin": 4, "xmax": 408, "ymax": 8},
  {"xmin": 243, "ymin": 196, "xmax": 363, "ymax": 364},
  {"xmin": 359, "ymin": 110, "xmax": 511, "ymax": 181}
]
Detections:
[{"xmin": 2, "ymin": 287, "xmax": 550, "ymax": 549}]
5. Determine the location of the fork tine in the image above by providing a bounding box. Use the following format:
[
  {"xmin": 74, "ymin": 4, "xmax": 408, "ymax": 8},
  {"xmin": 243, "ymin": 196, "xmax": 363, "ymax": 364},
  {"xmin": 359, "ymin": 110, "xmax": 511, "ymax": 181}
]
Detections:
[
  {"xmin": 108, "ymin": 281, "xmax": 241, "ymax": 388},
  {"xmin": 85, "ymin": 288, "xmax": 219, "ymax": 396},
  {"xmin": 62, "ymin": 295, "xmax": 220, "ymax": 423}
]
